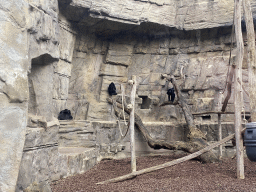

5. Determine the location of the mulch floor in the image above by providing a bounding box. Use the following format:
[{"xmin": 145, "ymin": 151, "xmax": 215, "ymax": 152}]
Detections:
[{"xmin": 51, "ymin": 154, "xmax": 256, "ymax": 192}]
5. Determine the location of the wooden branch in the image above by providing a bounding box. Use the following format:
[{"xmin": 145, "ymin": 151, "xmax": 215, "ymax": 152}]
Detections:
[
  {"xmin": 162, "ymin": 74, "xmax": 207, "ymax": 140},
  {"xmin": 192, "ymin": 111, "xmax": 250, "ymax": 115},
  {"xmin": 234, "ymin": 0, "xmax": 245, "ymax": 179},
  {"xmin": 108, "ymin": 74, "xmax": 219, "ymax": 163},
  {"xmin": 129, "ymin": 75, "xmax": 137, "ymax": 172},
  {"xmin": 218, "ymin": 114, "xmax": 223, "ymax": 158},
  {"xmin": 156, "ymin": 80, "xmax": 170, "ymax": 119},
  {"xmin": 97, "ymin": 130, "xmax": 240, "ymax": 185},
  {"xmin": 243, "ymin": 0, "xmax": 256, "ymax": 121},
  {"xmin": 237, "ymin": 78, "xmax": 249, "ymax": 96},
  {"xmin": 107, "ymin": 98, "xmax": 189, "ymax": 152},
  {"xmin": 221, "ymin": 65, "xmax": 235, "ymax": 112}
]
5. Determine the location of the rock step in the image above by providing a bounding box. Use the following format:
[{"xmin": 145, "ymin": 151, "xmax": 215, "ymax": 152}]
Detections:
[
  {"xmin": 58, "ymin": 147, "xmax": 99, "ymax": 178},
  {"xmin": 59, "ymin": 120, "xmax": 91, "ymax": 128},
  {"xmin": 59, "ymin": 120, "xmax": 96, "ymax": 148}
]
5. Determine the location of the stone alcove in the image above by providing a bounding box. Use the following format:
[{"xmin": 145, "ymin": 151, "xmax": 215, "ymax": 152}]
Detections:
[{"xmin": 28, "ymin": 54, "xmax": 58, "ymax": 121}]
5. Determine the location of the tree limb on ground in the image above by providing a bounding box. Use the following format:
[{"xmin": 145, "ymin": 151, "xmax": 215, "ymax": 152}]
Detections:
[
  {"xmin": 109, "ymin": 98, "xmax": 188, "ymax": 151},
  {"xmin": 97, "ymin": 129, "xmax": 243, "ymax": 185},
  {"xmin": 107, "ymin": 96, "xmax": 218, "ymax": 164}
]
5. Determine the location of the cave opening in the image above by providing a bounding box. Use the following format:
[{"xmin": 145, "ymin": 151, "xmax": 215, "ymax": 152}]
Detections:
[{"xmin": 139, "ymin": 96, "xmax": 151, "ymax": 109}]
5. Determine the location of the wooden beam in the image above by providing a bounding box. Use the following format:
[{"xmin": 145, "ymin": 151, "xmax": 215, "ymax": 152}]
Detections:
[
  {"xmin": 218, "ymin": 114, "xmax": 223, "ymax": 158},
  {"xmin": 192, "ymin": 111, "xmax": 250, "ymax": 115},
  {"xmin": 243, "ymin": 0, "xmax": 256, "ymax": 121},
  {"xmin": 234, "ymin": 0, "xmax": 245, "ymax": 179},
  {"xmin": 129, "ymin": 75, "xmax": 137, "ymax": 172},
  {"xmin": 97, "ymin": 130, "xmax": 242, "ymax": 185}
]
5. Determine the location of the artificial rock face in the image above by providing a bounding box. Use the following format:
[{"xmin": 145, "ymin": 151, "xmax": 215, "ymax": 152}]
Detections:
[{"xmin": 1, "ymin": 0, "xmax": 256, "ymax": 191}]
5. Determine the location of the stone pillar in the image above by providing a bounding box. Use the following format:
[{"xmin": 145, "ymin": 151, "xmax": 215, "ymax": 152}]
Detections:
[{"xmin": 0, "ymin": 0, "xmax": 29, "ymax": 191}]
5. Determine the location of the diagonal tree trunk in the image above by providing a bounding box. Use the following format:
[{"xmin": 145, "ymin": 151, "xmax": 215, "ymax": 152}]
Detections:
[
  {"xmin": 243, "ymin": 0, "xmax": 256, "ymax": 121},
  {"xmin": 108, "ymin": 74, "xmax": 218, "ymax": 163}
]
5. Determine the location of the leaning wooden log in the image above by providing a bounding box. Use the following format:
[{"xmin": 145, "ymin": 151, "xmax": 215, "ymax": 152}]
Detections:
[
  {"xmin": 97, "ymin": 130, "xmax": 242, "ymax": 185},
  {"xmin": 221, "ymin": 61, "xmax": 236, "ymax": 112},
  {"xmin": 161, "ymin": 74, "xmax": 218, "ymax": 162},
  {"xmin": 129, "ymin": 75, "xmax": 137, "ymax": 172},
  {"xmin": 161, "ymin": 74, "xmax": 206, "ymax": 140},
  {"xmin": 234, "ymin": 0, "xmax": 245, "ymax": 179},
  {"xmin": 243, "ymin": 0, "xmax": 256, "ymax": 122},
  {"xmin": 192, "ymin": 111, "xmax": 250, "ymax": 115},
  {"xmin": 109, "ymin": 98, "xmax": 187, "ymax": 151},
  {"xmin": 107, "ymin": 97, "xmax": 218, "ymax": 163}
]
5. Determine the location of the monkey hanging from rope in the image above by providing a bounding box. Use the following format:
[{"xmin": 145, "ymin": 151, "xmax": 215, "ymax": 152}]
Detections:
[{"xmin": 167, "ymin": 88, "xmax": 175, "ymax": 102}]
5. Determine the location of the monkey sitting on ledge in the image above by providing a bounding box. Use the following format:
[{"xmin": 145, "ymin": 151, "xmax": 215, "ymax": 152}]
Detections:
[
  {"xmin": 167, "ymin": 88, "xmax": 175, "ymax": 102},
  {"xmin": 58, "ymin": 109, "xmax": 73, "ymax": 120},
  {"xmin": 108, "ymin": 82, "xmax": 117, "ymax": 96}
]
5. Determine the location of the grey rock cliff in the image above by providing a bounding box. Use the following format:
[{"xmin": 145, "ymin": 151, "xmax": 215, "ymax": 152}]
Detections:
[
  {"xmin": 0, "ymin": 0, "xmax": 254, "ymax": 191},
  {"xmin": 60, "ymin": 0, "xmax": 256, "ymax": 30}
]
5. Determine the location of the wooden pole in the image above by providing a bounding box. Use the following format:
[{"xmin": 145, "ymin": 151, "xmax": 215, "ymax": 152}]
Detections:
[
  {"xmin": 218, "ymin": 92, "xmax": 223, "ymax": 158},
  {"xmin": 234, "ymin": 0, "xmax": 245, "ymax": 179},
  {"xmin": 129, "ymin": 75, "xmax": 137, "ymax": 172},
  {"xmin": 218, "ymin": 114, "xmax": 223, "ymax": 158},
  {"xmin": 97, "ymin": 131, "xmax": 242, "ymax": 185},
  {"xmin": 243, "ymin": 0, "xmax": 256, "ymax": 121}
]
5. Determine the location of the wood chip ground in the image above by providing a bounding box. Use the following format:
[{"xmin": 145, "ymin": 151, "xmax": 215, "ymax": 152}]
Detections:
[{"xmin": 51, "ymin": 154, "xmax": 256, "ymax": 192}]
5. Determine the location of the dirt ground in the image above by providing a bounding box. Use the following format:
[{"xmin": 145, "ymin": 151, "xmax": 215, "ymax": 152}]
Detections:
[{"xmin": 51, "ymin": 154, "xmax": 256, "ymax": 192}]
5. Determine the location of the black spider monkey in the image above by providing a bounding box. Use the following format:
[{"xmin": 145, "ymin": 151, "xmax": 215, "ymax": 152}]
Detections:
[
  {"xmin": 58, "ymin": 109, "xmax": 73, "ymax": 120},
  {"xmin": 108, "ymin": 82, "xmax": 117, "ymax": 96},
  {"xmin": 167, "ymin": 88, "xmax": 175, "ymax": 102}
]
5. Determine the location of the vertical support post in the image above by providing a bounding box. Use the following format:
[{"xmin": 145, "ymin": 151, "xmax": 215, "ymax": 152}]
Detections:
[
  {"xmin": 218, "ymin": 114, "xmax": 223, "ymax": 158},
  {"xmin": 129, "ymin": 75, "xmax": 136, "ymax": 172},
  {"xmin": 243, "ymin": 0, "xmax": 256, "ymax": 122},
  {"xmin": 217, "ymin": 92, "xmax": 223, "ymax": 159},
  {"xmin": 234, "ymin": 0, "xmax": 245, "ymax": 179}
]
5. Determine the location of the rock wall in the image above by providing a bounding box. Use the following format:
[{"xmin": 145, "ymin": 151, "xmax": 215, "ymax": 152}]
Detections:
[
  {"xmin": 1, "ymin": 0, "xmax": 256, "ymax": 191},
  {"xmin": 68, "ymin": 26, "xmax": 250, "ymax": 124},
  {"xmin": 0, "ymin": 1, "xmax": 29, "ymax": 191},
  {"xmin": 59, "ymin": 0, "xmax": 256, "ymax": 30},
  {"xmin": 0, "ymin": 0, "xmax": 76, "ymax": 190},
  {"xmin": 52, "ymin": 14, "xmax": 76, "ymax": 119},
  {"xmin": 16, "ymin": 121, "xmax": 60, "ymax": 191}
]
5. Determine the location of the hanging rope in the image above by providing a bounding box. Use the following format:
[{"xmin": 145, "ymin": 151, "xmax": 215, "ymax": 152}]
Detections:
[
  {"xmin": 116, "ymin": 113, "xmax": 129, "ymax": 139},
  {"xmin": 115, "ymin": 84, "xmax": 129, "ymax": 140},
  {"xmin": 121, "ymin": 84, "xmax": 128, "ymax": 126},
  {"xmin": 222, "ymin": 14, "xmax": 235, "ymax": 94},
  {"xmin": 242, "ymin": 107, "xmax": 248, "ymax": 124}
]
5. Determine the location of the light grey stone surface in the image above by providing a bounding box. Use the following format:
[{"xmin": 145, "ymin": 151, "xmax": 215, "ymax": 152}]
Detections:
[
  {"xmin": 23, "ymin": 125, "xmax": 59, "ymax": 150},
  {"xmin": 59, "ymin": 21, "xmax": 76, "ymax": 62},
  {"xmin": 0, "ymin": 0, "xmax": 29, "ymax": 191},
  {"xmin": 28, "ymin": 59, "xmax": 54, "ymax": 121},
  {"xmin": 59, "ymin": 120, "xmax": 96, "ymax": 147},
  {"xmin": 0, "ymin": 106, "xmax": 28, "ymax": 192},
  {"xmin": 16, "ymin": 146, "xmax": 60, "ymax": 191},
  {"xmin": 28, "ymin": 2, "xmax": 59, "ymax": 60},
  {"xmin": 1, "ymin": 0, "xmax": 253, "ymax": 190},
  {"xmin": 60, "ymin": 0, "xmax": 256, "ymax": 30},
  {"xmin": 58, "ymin": 147, "xmax": 99, "ymax": 177},
  {"xmin": 23, "ymin": 181, "xmax": 52, "ymax": 192}
]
